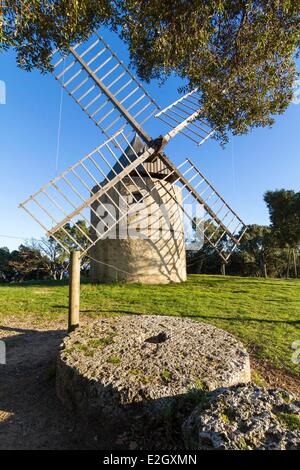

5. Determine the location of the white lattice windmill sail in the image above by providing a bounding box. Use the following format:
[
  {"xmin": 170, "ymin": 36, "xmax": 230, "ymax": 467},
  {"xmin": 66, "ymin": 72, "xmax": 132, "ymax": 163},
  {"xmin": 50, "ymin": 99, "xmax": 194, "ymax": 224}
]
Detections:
[
  {"xmin": 51, "ymin": 32, "xmax": 214, "ymax": 147},
  {"xmin": 155, "ymin": 89, "xmax": 215, "ymax": 145},
  {"xmin": 51, "ymin": 32, "xmax": 159, "ymax": 144},
  {"xmin": 21, "ymin": 30, "xmax": 247, "ymax": 282},
  {"xmin": 20, "ymin": 131, "xmax": 247, "ymax": 265},
  {"xmin": 20, "ymin": 132, "xmax": 159, "ymax": 254}
]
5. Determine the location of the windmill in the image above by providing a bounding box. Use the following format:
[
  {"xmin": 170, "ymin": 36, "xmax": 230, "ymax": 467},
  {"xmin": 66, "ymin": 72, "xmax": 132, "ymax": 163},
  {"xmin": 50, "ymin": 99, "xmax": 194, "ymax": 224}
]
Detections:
[{"xmin": 19, "ymin": 32, "xmax": 247, "ymax": 292}]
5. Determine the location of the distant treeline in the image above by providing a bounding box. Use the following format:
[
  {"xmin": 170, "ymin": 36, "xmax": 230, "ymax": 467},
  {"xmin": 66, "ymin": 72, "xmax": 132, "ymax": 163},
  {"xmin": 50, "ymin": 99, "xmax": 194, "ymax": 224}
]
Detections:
[
  {"xmin": 188, "ymin": 189, "xmax": 300, "ymax": 278},
  {"xmin": 1, "ymin": 189, "xmax": 299, "ymax": 281},
  {"xmin": 187, "ymin": 224, "xmax": 299, "ymax": 278}
]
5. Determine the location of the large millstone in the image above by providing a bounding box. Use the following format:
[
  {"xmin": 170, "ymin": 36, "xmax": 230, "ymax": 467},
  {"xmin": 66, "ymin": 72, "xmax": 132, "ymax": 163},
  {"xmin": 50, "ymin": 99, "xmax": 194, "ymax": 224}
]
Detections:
[{"xmin": 56, "ymin": 316, "xmax": 251, "ymax": 445}]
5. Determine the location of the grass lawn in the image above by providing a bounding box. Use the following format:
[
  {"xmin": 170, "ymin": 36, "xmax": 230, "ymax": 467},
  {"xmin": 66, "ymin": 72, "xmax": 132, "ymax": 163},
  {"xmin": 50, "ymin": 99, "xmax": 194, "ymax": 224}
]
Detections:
[{"xmin": 0, "ymin": 275, "xmax": 299, "ymax": 376}]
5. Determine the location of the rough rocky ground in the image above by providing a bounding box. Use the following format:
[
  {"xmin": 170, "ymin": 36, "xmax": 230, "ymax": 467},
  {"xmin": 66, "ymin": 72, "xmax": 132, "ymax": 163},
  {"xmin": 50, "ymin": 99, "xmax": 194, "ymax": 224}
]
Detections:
[
  {"xmin": 182, "ymin": 384, "xmax": 300, "ymax": 450},
  {"xmin": 0, "ymin": 317, "xmax": 299, "ymax": 450}
]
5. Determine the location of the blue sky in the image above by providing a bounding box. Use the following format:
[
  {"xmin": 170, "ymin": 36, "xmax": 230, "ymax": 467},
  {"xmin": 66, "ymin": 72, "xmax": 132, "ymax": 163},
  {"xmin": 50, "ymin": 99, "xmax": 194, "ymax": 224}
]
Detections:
[{"xmin": 0, "ymin": 29, "xmax": 299, "ymax": 252}]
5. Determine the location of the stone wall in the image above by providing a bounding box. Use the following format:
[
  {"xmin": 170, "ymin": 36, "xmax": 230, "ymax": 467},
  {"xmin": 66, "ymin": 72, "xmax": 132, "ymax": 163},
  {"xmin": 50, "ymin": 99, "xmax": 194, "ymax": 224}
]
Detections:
[{"xmin": 90, "ymin": 177, "xmax": 187, "ymax": 283}]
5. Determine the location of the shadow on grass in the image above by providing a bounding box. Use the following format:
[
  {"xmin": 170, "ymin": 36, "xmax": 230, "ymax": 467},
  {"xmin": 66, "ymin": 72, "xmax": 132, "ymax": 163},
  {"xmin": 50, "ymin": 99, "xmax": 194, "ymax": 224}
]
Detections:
[
  {"xmin": 69, "ymin": 309, "xmax": 300, "ymax": 325},
  {"xmin": 187, "ymin": 314, "xmax": 300, "ymax": 325},
  {"xmin": 4, "ymin": 280, "xmax": 69, "ymax": 287},
  {"xmin": 3, "ymin": 278, "xmax": 91, "ymax": 288},
  {"xmin": 2, "ymin": 276, "xmax": 298, "ymax": 290}
]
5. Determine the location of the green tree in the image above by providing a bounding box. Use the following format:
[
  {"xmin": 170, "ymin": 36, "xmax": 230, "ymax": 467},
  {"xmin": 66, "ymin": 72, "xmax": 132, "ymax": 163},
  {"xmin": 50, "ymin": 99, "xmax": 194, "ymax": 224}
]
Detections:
[
  {"xmin": 264, "ymin": 189, "xmax": 300, "ymax": 277},
  {"xmin": 6, "ymin": 220, "xmax": 90, "ymax": 281},
  {"xmin": 235, "ymin": 224, "xmax": 280, "ymax": 278},
  {"xmin": 33, "ymin": 220, "xmax": 90, "ymax": 279},
  {"xmin": 30, "ymin": 237, "xmax": 69, "ymax": 280},
  {"xmin": 187, "ymin": 222, "xmax": 289, "ymax": 278},
  {"xmin": 0, "ymin": 247, "xmax": 14, "ymax": 281},
  {"xmin": 9, "ymin": 244, "xmax": 50, "ymax": 281},
  {"xmin": 1, "ymin": 1, "xmax": 299, "ymax": 143},
  {"xmin": 187, "ymin": 218, "xmax": 226, "ymax": 274},
  {"xmin": 264, "ymin": 189, "xmax": 300, "ymax": 246}
]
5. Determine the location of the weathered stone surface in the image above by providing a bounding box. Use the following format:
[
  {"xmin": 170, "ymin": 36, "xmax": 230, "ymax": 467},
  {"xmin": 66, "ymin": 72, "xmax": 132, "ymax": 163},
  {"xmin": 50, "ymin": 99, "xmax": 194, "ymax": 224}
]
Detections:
[
  {"xmin": 56, "ymin": 316, "xmax": 250, "ymax": 443},
  {"xmin": 182, "ymin": 383, "xmax": 300, "ymax": 450},
  {"xmin": 90, "ymin": 177, "xmax": 187, "ymax": 284}
]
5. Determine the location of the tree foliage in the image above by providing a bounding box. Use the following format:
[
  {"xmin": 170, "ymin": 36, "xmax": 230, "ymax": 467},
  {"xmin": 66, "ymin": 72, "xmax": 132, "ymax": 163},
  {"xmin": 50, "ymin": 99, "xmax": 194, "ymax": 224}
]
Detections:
[
  {"xmin": 187, "ymin": 189, "xmax": 300, "ymax": 278},
  {"xmin": 9, "ymin": 244, "xmax": 50, "ymax": 281},
  {"xmin": 1, "ymin": 1, "xmax": 300, "ymax": 143},
  {"xmin": 0, "ymin": 247, "xmax": 14, "ymax": 281},
  {"xmin": 0, "ymin": 220, "xmax": 90, "ymax": 282},
  {"xmin": 264, "ymin": 189, "xmax": 300, "ymax": 247},
  {"xmin": 234, "ymin": 224, "xmax": 280, "ymax": 277},
  {"xmin": 0, "ymin": 1, "xmax": 112, "ymax": 72},
  {"xmin": 188, "ymin": 223, "xmax": 296, "ymax": 278}
]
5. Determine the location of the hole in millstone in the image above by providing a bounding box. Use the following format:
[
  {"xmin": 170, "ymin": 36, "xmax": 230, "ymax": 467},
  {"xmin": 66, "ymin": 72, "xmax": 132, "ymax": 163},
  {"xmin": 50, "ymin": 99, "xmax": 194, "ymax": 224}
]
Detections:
[{"xmin": 145, "ymin": 331, "xmax": 168, "ymax": 344}]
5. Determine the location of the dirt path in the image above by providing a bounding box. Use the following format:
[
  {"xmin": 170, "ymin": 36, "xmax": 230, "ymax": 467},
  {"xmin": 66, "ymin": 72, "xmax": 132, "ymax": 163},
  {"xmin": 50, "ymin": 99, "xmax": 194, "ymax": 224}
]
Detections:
[
  {"xmin": 0, "ymin": 319, "xmax": 298, "ymax": 449},
  {"xmin": 0, "ymin": 320, "xmax": 90, "ymax": 450},
  {"xmin": 251, "ymin": 358, "xmax": 300, "ymax": 398}
]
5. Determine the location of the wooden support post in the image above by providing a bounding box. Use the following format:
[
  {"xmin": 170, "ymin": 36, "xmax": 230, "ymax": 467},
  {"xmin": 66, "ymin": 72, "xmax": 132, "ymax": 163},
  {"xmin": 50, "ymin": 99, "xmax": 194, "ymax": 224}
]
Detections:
[
  {"xmin": 68, "ymin": 250, "xmax": 81, "ymax": 333},
  {"xmin": 221, "ymin": 263, "xmax": 226, "ymax": 276},
  {"xmin": 293, "ymin": 249, "xmax": 298, "ymax": 278}
]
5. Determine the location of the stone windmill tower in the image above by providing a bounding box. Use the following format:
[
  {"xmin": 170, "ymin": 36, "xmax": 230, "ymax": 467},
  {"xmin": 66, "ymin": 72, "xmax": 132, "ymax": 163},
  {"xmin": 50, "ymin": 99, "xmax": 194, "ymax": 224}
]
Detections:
[
  {"xmin": 90, "ymin": 134, "xmax": 186, "ymax": 283},
  {"xmin": 20, "ymin": 33, "xmax": 247, "ymax": 285}
]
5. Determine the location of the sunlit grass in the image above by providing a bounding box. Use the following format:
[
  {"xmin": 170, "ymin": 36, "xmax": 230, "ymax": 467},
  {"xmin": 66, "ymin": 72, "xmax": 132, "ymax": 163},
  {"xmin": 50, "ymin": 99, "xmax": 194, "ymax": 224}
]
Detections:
[{"xmin": 0, "ymin": 275, "xmax": 299, "ymax": 375}]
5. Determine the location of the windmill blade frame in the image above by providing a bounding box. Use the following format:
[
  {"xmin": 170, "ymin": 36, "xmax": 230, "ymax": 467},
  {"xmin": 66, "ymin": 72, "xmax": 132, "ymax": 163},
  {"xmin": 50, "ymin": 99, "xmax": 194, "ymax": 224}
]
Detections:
[
  {"xmin": 155, "ymin": 88, "xmax": 215, "ymax": 145},
  {"xmin": 151, "ymin": 158, "xmax": 248, "ymax": 261},
  {"xmin": 51, "ymin": 32, "xmax": 214, "ymax": 148},
  {"xmin": 51, "ymin": 32, "xmax": 159, "ymax": 143},
  {"xmin": 20, "ymin": 31, "xmax": 247, "ymax": 267},
  {"xmin": 19, "ymin": 131, "xmax": 163, "ymax": 256},
  {"xmin": 20, "ymin": 129, "xmax": 247, "ymax": 262}
]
